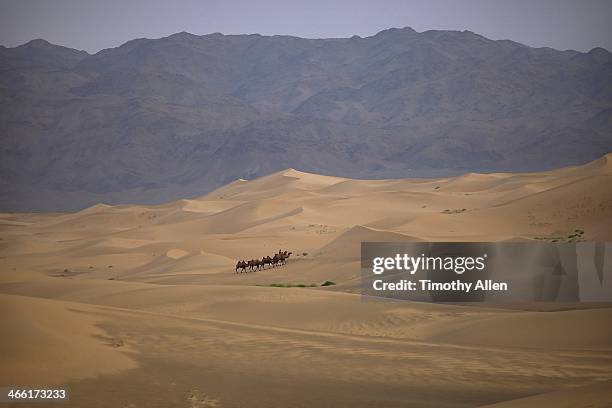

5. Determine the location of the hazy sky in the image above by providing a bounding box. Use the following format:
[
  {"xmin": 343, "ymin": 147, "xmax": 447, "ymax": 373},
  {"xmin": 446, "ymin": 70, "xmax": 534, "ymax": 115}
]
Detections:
[{"xmin": 1, "ymin": 0, "xmax": 610, "ymax": 53}]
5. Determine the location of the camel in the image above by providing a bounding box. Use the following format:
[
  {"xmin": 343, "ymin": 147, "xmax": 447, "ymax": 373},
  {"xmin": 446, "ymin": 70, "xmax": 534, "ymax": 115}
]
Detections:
[
  {"xmin": 261, "ymin": 256, "xmax": 273, "ymax": 269},
  {"xmin": 279, "ymin": 251, "xmax": 292, "ymax": 265},
  {"xmin": 235, "ymin": 260, "xmax": 247, "ymax": 273},
  {"xmin": 248, "ymin": 259, "xmax": 260, "ymax": 272}
]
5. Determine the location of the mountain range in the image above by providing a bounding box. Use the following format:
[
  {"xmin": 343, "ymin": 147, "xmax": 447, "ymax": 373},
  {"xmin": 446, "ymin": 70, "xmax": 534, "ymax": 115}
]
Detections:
[{"xmin": 1, "ymin": 27, "xmax": 611, "ymax": 211}]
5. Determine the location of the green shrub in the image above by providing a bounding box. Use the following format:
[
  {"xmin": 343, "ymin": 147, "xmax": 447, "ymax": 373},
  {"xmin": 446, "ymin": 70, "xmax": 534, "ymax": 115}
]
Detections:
[{"xmin": 267, "ymin": 283, "xmax": 316, "ymax": 288}]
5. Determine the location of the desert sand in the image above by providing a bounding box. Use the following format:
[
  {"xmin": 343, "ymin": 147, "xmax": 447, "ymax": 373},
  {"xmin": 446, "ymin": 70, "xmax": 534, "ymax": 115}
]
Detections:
[{"xmin": 1, "ymin": 154, "xmax": 611, "ymax": 407}]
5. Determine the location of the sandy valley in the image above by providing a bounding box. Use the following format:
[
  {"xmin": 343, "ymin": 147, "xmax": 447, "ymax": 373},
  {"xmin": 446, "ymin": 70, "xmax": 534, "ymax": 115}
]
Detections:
[{"xmin": 1, "ymin": 154, "xmax": 612, "ymax": 407}]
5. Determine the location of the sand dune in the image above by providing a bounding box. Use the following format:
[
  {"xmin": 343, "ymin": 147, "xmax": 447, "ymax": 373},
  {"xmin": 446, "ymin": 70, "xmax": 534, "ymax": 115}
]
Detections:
[
  {"xmin": 481, "ymin": 380, "xmax": 612, "ymax": 408},
  {"xmin": 316, "ymin": 225, "xmax": 422, "ymax": 259},
  {"xmin": 0, "ymin": 294, "xmax": 136, "ymax": 386},
  {"xmin": 1, "ymin": 154, "xmax": 611, "ymax": 406}
]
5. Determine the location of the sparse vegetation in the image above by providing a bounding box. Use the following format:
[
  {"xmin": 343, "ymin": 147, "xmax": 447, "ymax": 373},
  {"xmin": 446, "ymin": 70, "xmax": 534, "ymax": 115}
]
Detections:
[
  {"xmin": 263, "ymin": 283, "xmax": 317, "ymax": 288},
  {"xmin": 441, "ymin": 208, "xmax": 467, "ymax": 214},
  {"xmin": 568, "ymin": 229, "xmax": 585, "ymax": 240},
  {"xmin": 51, "ymin": 268, "xmax": 82, "ymax": 277},
  {"xmin": 257, "ymin": 281, "xmax": 337, "ymax": 288},
  {"xmin": 532, "ymin": 229, "xmax": 585, "ymax": 243},
  {"xmin": 258, "ymin": 282, "xmax": 336, "ymax": 288}
]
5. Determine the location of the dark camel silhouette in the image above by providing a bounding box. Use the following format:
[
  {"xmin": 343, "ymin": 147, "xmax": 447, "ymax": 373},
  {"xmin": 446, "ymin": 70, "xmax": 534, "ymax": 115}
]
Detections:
[
  {"xmin": 261, "ymin": 256, "xmax": 273, "ymax": 269},
  {"xmin": 279, "ymin": 251, "xmax": 292, "ymax": 265},
  {"xmin": 235, "ymin": 260, "xmax": 247, "ymax": 273},
  {"xmin": 272, "ymin": 254, "xmax": 281, "ymax": 267},
  {"xmin": 248, "ymin": 259, "xmax": 260, "ymax": 271}
]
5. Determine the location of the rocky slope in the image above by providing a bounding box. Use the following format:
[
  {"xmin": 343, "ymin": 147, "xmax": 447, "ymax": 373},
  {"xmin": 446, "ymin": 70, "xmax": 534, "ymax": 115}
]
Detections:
[{"xmin": 1, "ymin": 28, "xmax": 611, "ymax": 211}]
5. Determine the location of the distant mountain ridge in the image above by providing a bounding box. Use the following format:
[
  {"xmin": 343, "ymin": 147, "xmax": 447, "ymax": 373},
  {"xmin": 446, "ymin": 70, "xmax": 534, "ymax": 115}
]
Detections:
[{"xmin": 1, "ymin": 27, "xmax": 611, "ymax": 211}]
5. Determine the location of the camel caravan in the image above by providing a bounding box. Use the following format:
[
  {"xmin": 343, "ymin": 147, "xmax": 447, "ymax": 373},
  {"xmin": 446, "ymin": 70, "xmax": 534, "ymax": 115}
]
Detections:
[{"xmin": 236, "ymin": 250, "xmax": 292, "ymax": 273}]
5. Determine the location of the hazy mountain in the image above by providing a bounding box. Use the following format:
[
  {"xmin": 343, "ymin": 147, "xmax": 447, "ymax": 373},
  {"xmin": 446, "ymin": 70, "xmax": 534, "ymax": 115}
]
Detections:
[{"xmin": 1, "ymin": 28, "xmax": 611, "ymax": 211}]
